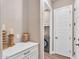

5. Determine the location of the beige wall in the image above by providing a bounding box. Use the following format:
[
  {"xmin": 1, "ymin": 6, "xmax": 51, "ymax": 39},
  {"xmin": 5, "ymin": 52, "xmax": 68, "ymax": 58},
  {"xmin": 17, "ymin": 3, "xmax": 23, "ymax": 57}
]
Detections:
[
  {"xmin": 0, "ymin": 0, "xmax": 2, "ymax": 58},
  {"xmin": 1, "ymin": 0, "xmax": 23, "ymax": 43},
  {"xmin": 27, "ymin": 0, "xmax": 40, "ymax": 43},
  {"xmin": 0, "ymin": 0, "xmax": 1, "ymax": 50},
  {"xmin": 1, "ymin": 0, "xmax": 40, "ymax": 58},
  {"xmin": 23, "ymin": 0, "xmax": 40, "ymax": 43},
  {"xmin": 1, "ymin": 0, "xmax": 40, "ymax": 46},
  {"xmin": 23, "ymin": 0, "xmax": 29, "ymax": 32},
  {"xmin": 22, "ymin": 0, "xmax": 40, "ymax": 43},
  {"xmin": 28, "ymin": 0, "xmax": 40, "ymax": 58}
]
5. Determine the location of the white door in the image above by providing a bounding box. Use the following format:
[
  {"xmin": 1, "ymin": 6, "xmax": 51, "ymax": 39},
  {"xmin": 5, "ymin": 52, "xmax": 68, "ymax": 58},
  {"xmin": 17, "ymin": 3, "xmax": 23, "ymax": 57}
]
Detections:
[
  {"xmin": 54, "ymin": 5, "xmax": 73, "ymax": 57},
  {"xmin": 74, "ymin": 0, "xmax": 79, "ymax": 59}
]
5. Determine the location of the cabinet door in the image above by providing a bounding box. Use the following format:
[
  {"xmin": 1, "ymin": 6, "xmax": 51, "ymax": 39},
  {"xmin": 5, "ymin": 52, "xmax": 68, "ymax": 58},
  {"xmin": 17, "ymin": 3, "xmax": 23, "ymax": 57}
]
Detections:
[
  {"xmin": 22, "ymin": 55, "xmax": 29, "ymax": 59},
  {"xmin": 23, "ymin": 46, "xmax": 38, "ymax": 59},
  {"xmin": 29, "ymin": 51, "xmax": 38, "ymax": 59}
]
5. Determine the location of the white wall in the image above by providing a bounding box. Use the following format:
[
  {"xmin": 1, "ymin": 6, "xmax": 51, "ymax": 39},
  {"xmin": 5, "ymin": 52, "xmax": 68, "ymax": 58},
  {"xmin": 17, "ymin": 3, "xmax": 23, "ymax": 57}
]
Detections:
[{"xmin": 1, "ymin": 0, "xmax": 23, "ymax": 43}]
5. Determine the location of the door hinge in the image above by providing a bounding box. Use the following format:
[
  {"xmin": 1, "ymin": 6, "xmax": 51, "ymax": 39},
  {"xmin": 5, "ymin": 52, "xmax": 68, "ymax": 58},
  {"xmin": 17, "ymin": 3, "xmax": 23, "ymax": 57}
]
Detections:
[
  {"xmin": 74, "ymin": 37, "xmax": 75, "ymax": 40},
  {"xmin": 74, "ymin": 23, "xmax": 76, "ymax": 26},
  {"xmin": 74, "ymin": 52, "xmax": 75, "ymax": 55}
]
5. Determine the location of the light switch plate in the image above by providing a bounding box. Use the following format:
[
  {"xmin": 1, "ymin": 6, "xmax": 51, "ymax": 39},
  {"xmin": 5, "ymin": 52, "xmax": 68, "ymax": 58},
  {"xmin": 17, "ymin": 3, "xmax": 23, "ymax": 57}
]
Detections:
[{"xmin": 16, "ymin": 34, "xmax": 20, "ymax": 39}]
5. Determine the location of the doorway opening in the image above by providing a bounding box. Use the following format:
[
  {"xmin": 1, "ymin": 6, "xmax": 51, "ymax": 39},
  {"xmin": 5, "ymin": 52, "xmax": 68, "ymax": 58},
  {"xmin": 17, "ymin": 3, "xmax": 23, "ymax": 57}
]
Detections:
[{"xmin": 40, "ymin": 0, "xmax": 74, "ymax": 59}]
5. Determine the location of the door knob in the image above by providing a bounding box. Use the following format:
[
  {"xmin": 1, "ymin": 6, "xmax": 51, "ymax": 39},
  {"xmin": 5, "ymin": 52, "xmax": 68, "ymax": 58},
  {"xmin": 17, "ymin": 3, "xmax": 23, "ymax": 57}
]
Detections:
[{"xmin": 55, "ymin": 37, "xmax": 58, "ymax": 39}]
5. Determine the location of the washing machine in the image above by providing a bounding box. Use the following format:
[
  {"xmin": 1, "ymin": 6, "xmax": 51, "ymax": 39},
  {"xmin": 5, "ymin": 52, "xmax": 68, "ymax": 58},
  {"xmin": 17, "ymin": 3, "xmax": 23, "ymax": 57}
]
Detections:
[{"xmin": 44, "ymin": 26, "xmax": 50, "ymax": 53}]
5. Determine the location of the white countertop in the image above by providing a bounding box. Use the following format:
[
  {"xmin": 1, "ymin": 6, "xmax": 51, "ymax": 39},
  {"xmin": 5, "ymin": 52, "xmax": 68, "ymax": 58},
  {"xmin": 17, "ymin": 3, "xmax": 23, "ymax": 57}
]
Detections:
[{"xmin": 2, "ymin": 42, "xmax": 38, "ymax": 59}]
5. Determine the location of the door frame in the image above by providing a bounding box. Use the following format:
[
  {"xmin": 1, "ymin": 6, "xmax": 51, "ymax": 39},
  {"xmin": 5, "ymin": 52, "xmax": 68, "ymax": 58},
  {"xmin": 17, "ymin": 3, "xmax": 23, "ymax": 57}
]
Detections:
[
  {"xmin": 44, "ymin": 0, "xmax": 53, "ymax": 54},
  {"xmin": 40, "ymin": 0, "xmax": 75, "ymax": 59},
  {"xmin": 40, "ymin": 0, "xmax": 44, "ymax": 59},
  {"xmin": 40, "ymin": 0, "xmax": 53, "ymax": 59}
]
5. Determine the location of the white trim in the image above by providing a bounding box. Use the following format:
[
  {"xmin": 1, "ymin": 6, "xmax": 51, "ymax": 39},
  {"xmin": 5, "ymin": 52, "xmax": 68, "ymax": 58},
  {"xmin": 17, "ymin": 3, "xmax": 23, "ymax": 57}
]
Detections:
[
  {"xmin": 40, "ymin": 0, "xmax": 53, "ymax": 59},
  {"xmin": 40, "ymin": 0, "xmax": 44, "ymax": 59},
  {"xmin": 44, "ymin": 0, "xmax": 53, "ymax": 55},
  {"xmin": 51, "ymin": 51, "xmax": 56, "ymax": 54},
  {"xmin": 44, "ymin": 0, "xmax": 51, "ymax": 9},
  {"xmin": 49, "ymin": 7, "xmax": 53, "ymax": 55},
  {"xmin": 55, "ymin": 51, "xmax": 71, "ymax": 57}
]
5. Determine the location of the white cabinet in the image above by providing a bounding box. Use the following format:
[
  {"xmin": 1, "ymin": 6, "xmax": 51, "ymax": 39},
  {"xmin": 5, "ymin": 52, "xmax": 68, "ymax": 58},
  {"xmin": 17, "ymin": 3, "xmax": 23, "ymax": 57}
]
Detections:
[
  {"xmin": 43, "ymin": 11, "xmax": 50, "ymax": 26},
  {"xmin": 29, "ymin": 49, "xmax": 38, "ymax": 59},
  {"xmin": 3, "ymin": 42, "xmax": 38, "ymax": 59}
]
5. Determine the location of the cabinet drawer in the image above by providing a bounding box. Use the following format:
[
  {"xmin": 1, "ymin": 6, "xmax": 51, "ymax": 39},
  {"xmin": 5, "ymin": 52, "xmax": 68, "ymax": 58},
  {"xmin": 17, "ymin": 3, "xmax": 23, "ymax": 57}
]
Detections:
[
  {"xmin": 6, "ymin": 45, "xmax": 38, "ymax": 59},
  {"xmin": 22, "ymin": 45, "xmax": 38, "ymax": 55}
]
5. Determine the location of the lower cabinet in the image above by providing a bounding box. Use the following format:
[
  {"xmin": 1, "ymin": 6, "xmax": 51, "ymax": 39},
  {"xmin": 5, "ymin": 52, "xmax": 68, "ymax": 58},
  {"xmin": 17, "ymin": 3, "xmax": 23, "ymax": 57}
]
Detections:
[
  {"xmin": 29, "ymin": 50, "xmax": 38, "ymax": 59},
  {"xmin": 23, "ymin": 47, "xmax": 38, "ymax": 59},
  {"xmin": 5, "ymin": 43, "xmax": 38, "ymax": 59}
]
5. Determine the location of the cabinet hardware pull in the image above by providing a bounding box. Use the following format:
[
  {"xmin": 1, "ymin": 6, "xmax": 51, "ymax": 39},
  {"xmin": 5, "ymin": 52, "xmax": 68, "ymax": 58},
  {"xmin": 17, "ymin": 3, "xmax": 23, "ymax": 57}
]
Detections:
[{"xmin": 24, "ymin": 51, "xmax": 30, "ymax": 55}]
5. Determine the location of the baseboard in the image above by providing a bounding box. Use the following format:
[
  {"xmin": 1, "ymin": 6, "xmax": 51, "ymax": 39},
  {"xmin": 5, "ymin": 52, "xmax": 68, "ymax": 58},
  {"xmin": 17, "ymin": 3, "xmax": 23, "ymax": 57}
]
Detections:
[
  {"xmin": 50, "ymin": 51, "xmax": 55, "ymax": 54},
  {"xmin": 70, "ymin": 55, "xmax": 76, "ymax": 59}
]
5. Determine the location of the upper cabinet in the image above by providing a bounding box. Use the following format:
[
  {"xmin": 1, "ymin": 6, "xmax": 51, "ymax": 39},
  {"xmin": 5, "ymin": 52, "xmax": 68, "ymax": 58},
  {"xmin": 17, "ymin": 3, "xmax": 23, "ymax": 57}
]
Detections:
[{"xmin": 43, "ymin": 10, "xmax": 50, "ymax": 26}]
